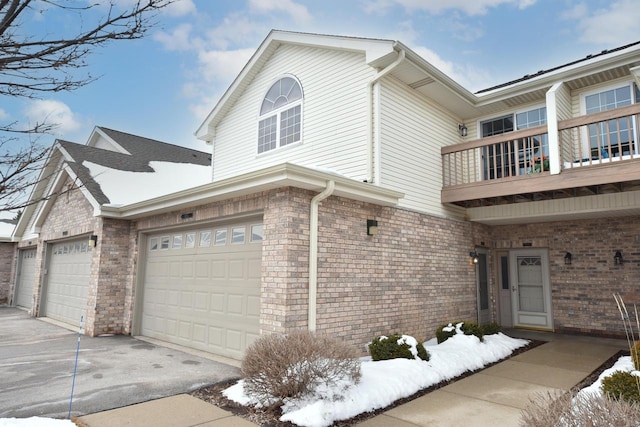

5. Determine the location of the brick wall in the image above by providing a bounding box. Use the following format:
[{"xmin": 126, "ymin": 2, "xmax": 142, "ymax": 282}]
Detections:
[
  {"xmin": 0, "ymin": 242, "xmax": 16, "ymax": 304},
  {"xmin": 496, "ymin": 216, "xmax": 640, "ymax": 338}
]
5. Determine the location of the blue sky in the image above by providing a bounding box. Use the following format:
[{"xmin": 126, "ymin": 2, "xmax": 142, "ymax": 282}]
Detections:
[{"xmin": 3, "ymin": 0, "xmax": 638, "ymax": 153}]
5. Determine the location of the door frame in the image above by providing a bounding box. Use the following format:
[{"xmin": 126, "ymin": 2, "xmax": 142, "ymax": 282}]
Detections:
[
  {"xmin": 475, "ymin": 247, "xmax": 490, "ymax": 325},
  {"xmin": 509, "ymin": 248, "xmax": 553, "ymax": 330}
]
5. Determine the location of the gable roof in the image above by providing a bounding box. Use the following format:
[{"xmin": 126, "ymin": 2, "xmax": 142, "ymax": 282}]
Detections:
[
  {"xmin": 196, "ymin": 30, "xmax": 640, "ymax": 133},
  {"xmin": 13, "ymin": 127, "xmax": 212, "ymax": 239}
]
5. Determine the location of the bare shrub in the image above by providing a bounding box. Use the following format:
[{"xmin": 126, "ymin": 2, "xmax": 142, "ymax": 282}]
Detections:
[
  {"xmin": 521, "ymin": 391, "xmax": 640, "ymax": 427},
  {"xmin": 241, "ymin": 330, "xmax": 362, "ymax": 408}
]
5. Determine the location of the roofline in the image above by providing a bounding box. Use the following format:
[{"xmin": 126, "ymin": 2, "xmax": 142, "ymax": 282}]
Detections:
[
  {"xmin": 98, "ymin": 163, "xmax": 404, "ymax": 219},
  {"xmin": 195, "ymin": 30, "xmax": 397, "ymax": 141}
]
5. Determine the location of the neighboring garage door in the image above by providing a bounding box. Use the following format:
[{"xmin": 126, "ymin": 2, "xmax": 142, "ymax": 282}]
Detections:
[
  {"xmin": 140, "ymin": 219, "xmax": 262, "ymax": 360},
  {"xmin": 14, "ymin": 249, "xmax": 37, "ymax": 309},
  {"xmin": 42, "ymin": 239, "xmax": 92, "ymax": 327}
]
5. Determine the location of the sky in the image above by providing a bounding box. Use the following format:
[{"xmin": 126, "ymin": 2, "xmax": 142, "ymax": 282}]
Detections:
[{"xmin": 2, "ymin": 0, "xmax": 639, "ymax": 154}]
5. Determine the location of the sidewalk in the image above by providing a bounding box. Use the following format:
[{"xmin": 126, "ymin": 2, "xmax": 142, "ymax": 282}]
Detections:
[{"xmin": 78, "ymin": 331, "xmax": 628, "ymax": 427}]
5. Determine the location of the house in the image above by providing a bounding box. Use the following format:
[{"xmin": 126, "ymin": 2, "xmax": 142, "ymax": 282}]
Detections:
[
  {"xmin": 0, "ymin": 215, "xmax": 17, "ymax": 305},
  {"xmin": 7, "ymin": 30, "xmax": 640, "ymax": 360}
]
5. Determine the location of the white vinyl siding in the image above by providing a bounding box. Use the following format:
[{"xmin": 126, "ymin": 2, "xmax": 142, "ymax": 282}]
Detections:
[
  {"xmin": 378, "ymin": 76, "xmax": 465, "ymax": 218},
  {"xmin": 212, "ymin": 44, "xmax": 373, "ymax": 182}
]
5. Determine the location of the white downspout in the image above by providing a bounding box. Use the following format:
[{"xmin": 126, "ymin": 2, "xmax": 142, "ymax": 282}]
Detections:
[
  {"xmin": 308, "ymin": 180, "xmax": 335, "ymax": 331},
  {"xmin": 367, "ymin": 48, "xmax": 406, "ymax": 183}
]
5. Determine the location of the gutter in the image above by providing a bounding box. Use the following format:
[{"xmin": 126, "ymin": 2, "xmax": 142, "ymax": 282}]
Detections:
[
  {"xmin": 308, "ymin": 180, "xmax": 335, "ymax": 331},
  {"xmin": 367, "ymin": 48, "xmax": 405, "ymax": 183}
]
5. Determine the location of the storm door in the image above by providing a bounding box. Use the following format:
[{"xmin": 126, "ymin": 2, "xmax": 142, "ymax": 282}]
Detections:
[{"xmin": 509, "ymin": 249, "xmax": 552, "ymax": 330}]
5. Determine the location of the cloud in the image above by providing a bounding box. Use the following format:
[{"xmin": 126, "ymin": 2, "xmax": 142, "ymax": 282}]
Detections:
[
  {"xmin": 370, "ymin": 0, "xmax": 537, "ymax": 16},
  {"xmin": 163, "ymin": 0, "xmax": 197, "ymax": 17},
  {"xmin": 197, "ymin": 48, "xmax": 256, "ymax": 84},
  {"xmin": 412, "ymin": 46, "xmax": 492, "ymax": 92},
  {"xmin": 248, "ymin": 0, "xmax": 312, "ymax": 23},
  {"xmin": 154, "ymin": 23, "xmax": 201, "ymax": 51},
  {"xmin": 0, "ymin": 108, "xmax": 9, "ymax": 121},
  {"xmin": 570, "ymin": 0, "xmax": 640, "ymax": 45},
  {"xmin": 23, "ymin": 100, "xmax": 81, "ymax": 136}
]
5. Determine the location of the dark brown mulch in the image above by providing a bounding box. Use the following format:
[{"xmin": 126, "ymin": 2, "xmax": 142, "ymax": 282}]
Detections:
[{"xmin": 191, "ymin": 339, "xmax": 548, "ymax": 427}]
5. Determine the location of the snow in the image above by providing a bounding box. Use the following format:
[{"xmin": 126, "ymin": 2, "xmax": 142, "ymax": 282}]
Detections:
[
  {"xmin": 83, "ymin": 160, "xmax": 211, "ymax": 206},
  {"xmin": 0, "ymin": 221, "xmax": 15, "ymax": 238},
  {"xmin": 0, "ymin": 418, "xmax": 75, "ymax": 427},
  {"xmin": 224, "ymin": 329, "xmax": 529, "ymax": 427},
  {"xmin": 576, "ymin": 355, "xmax": 636, "ymax": 399}
]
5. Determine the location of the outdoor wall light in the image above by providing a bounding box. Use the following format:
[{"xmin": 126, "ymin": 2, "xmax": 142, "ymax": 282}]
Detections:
[
  {"xmin": 89, "ymin": 234, "xmax": 98, "ymax": 248},
  {"xmin": 469, "ymin": 250, "xmax": 479, "ymax": 264},
  {"xmin": 458, "ymin": 124, "xmax": 468, "ymax": 137},
  {"xmin": 367, "ymin": 219, "xmax": 379, "ymax": 236},
  {"xmin": 564, "ymin": 252, "xmax": 572, "ymax": 265},
  {"xmin": 614, "ymin": 250, "xmax": 623, "ymax": 265}
]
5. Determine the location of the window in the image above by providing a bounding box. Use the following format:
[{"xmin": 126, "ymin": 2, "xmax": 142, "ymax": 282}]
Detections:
[
  {"xmin": 172, "ymin": 234, "xmax": 183, "ymax": 249},
  {"xmin": 199, "ymin": 230, "xmax": 211, "ymax": 247},
  {"xmin": 258, "ymin": 76, "xmax": 302, "ymax": 153},
  {"xmin": 250, "ymin": 224, "xmax": 263, "ymax": 242},
  {"xmin": 231, "ymin": 227, "xmax": 245, "ymax": 244},
  {"xmin": 214, "ymin": 229, "xmax": 227, "ymax": 245},
  {"xmin": 160, "ymin": 236, "xmax": 170, "ymax": 250},
  {"xmin": 583, "ymin": 83, "xmax": 638, "ymax": 158},
  {"xmin": 481, "ymin": 106, "xmax": 547, "ymax": 178},
  {"xmin": 150, "ymin": 238, "xmax": 158, "ymax": 251},
  {"xmin": 185, "ymin": 232, "xmax": 196, "ymax": 248}
]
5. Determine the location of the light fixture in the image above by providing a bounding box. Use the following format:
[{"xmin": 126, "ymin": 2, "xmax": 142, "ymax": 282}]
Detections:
[
  {"xmin": 564, "ymin": 252, "xmax": 572, "ymax": 265},
  {"xmin": 469, "ymin": 250, "xmax": 479, "ymax": 264},
  {"xmin": 367, "ymin": 219, "xmax": 378, "ymax": 236},
  {"xmin": 89, "ymin": 234, "xmax": 98, "ymax": 248},
  {"xmin": 458, "ymin": 124, "xmax": 468, "ymax": 137},
  {"xmin": 614, "ymin": 250, "xmax": 623, "ymax": 265}
]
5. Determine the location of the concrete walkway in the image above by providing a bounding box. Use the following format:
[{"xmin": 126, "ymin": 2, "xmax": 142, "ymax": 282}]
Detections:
[{"xmin": 78, "ymin": 331, "xmax": 628, "ymax": 427}]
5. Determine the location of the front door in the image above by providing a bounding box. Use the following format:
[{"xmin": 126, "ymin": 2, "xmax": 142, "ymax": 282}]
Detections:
[
  {"xmin": 510, "ymin": 249, "xmax": 553, "ymax": 330},
  {"xmin": 476, "ymin": 248, "xmax": 490, "ymax": 325}
]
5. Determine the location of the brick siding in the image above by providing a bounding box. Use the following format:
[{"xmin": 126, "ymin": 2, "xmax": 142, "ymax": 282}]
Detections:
[{"xmin": 0, "ymin": 242, "xmax": 16, "ymax": 304}]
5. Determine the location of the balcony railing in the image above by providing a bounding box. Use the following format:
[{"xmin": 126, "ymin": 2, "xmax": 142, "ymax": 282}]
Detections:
[{"xmin": 442, "ymin": 104, "xmax": 640, "ymax": 204}]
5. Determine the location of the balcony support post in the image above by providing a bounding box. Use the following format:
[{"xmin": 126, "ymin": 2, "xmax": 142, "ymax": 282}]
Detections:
[{"xmin": 546, "ymin": 82, "xmax": 563, "ymax": 175}]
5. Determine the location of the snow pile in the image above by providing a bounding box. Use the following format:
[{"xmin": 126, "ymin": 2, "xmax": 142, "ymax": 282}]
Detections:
[
  {"xmin": 224, "ymin": 331, "xmax": 529, "ymax": 427},
  {"xmin": 576, "ymin": 355, "xmax": 636, "ymax": 399}
]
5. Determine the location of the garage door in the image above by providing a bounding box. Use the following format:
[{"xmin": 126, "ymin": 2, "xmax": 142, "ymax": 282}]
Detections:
[
  {"xmin": 42, "ymin": 239, "xmax": 92, "ymax": 327},
  {"xmin": 14, "ymin": 249, "xmax": 37, "ymax": 309},
  {"xmin": 140, "ymin": 219, "xmax": 262, "ymax": 360}
]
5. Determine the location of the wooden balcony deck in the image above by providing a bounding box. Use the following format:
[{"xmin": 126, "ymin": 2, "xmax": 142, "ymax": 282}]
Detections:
[{"xmin": 441, "ymin": 104, "xmax": 640, "ymax": 207}]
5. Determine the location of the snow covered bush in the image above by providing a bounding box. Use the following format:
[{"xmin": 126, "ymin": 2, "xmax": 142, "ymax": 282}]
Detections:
[
  {"xmin": 368, "ymin": 334, "xmax": 429, "ymax": 361},
  {"xmin": 601, "ymin": 370, "xmax": 640, "ymax": 403},
  {"xmin": 521, "ymin": 390, "xmax": 640, "ymax": 426},
  {"xmin": 481, "ymin": 322, "xmax": 502, "ymax": 336},
  {"xmin": 241, "ymin": 330, "xmax": 361, "ymax": 408},
  {"xmin": 436, "ymin": 321, "xmax": 484, "ymax": 344}
]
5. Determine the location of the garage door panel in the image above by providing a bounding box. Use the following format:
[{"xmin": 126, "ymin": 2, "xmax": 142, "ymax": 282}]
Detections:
[
  {"xmin": 141, "ymin": 220, "xmax": 262, "ymax": 360},
  {"xmin": 15, "ymin": 249, "xmax": 37, "ymax": 309}
]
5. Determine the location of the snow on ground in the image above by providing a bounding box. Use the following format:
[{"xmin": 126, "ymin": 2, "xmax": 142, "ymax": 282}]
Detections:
[
  {"xmin": 224, "ymin": 329, "xmax": 529, "ymax": 427},
  {"xmin": 83, "ymin": 160, "xmax": 211, "ymax": 206},
  {"xmin": 576, "ymin": 354, "xmax": 636, "ymax": 399},
  {"xmin": 0, "ymin": 418, "xmax": 75, "ymax": 427}
]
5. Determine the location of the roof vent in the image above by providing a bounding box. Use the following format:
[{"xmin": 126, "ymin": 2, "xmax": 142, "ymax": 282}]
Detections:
[{"xmin": 180, "ymin": 212, "xmax": 193, "ymax": 220}]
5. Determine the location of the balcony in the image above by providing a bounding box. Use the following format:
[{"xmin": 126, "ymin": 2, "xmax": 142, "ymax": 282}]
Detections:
[{"xmin": 442, "ymin": 104, "xmax": 640, "ymax": 207}]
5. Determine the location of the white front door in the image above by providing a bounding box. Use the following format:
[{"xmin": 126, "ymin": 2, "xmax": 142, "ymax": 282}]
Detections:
[
  {"xmin": 476, "ymin": 248, "xmax": 490, "ymax": 325},
  {"xmin": 510, "ymin": 249, "xmax": 553, "ymax": 330}
]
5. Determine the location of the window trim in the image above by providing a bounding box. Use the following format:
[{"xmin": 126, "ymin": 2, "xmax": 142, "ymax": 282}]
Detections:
[{"xmin": 256, "ymin": 74, "xmax": 304, "ymax": 155}]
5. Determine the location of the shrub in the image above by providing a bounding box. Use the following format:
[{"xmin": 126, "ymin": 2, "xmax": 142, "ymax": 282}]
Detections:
[
  {"xmin": 601, "ymin": 370, "xmax": 640, "ymax": 404},
  {"xmin": 241, "ymin": 330, "xmax": 361, "ymax": 408},
  {"xmin": 481, "ymin": 322, "xmax": 502, "ymax": 336},
  {"xmin": 632, "ymin": 341, "xmax": 640, "ymax": 371},
  {"xmin": 368, "ymin": 334, "xmax": 429, "ymax": 361},
  {"xmin": 436, "ymin": 321, "xmax": 485, "ymax": 344},
  {"xmin": 521, "ymin": 390, "xmax": 640, "ymax": 426}
]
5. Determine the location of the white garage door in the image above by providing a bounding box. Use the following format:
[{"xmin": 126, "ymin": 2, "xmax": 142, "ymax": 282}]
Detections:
[
  {"xmin": 140, "ymin": 220, "xmax": 262, "ymax": 360},
  {"xmin": 15, "ymin": 249, "xmax": 37, "ymax": 309},
  {"xmin": 43, "ymin": 239, "xmax": 92, "ymax": 327}
]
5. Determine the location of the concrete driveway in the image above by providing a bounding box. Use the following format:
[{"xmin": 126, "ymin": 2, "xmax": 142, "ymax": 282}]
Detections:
[{"xmin": 0, "ymin": 308, "xmax": 241, "ymax": 419}]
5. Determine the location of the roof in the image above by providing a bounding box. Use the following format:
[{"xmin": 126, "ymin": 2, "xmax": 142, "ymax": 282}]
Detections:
[{"xmin": 476, "ymin": 40, "xmax": 640, "ymax": 94}]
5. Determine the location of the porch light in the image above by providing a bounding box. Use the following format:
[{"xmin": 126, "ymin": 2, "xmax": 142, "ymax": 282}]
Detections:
[
  {"xmin": 564, "ymin": 252, "xmax": 572, "ymax": 265},
  {"xmin": 89, "ymin": 234, "xmax": 98, "ymax": 248},
  {"xmin": 614, "ymin": 250, "xmax": 623, "ymax": 265},
  {"xmin": 458, "ymin": 124, "xmax": 468, "ymax": 137},
  {"xmin": 469, "ymin": 250, "xmax": 479, "ymax": 264},
  {"xmin": 367, "ymin": 219, "xmax": 378, "ymax": 236}
]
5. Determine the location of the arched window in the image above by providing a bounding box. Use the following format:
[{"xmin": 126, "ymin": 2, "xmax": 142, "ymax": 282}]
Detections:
[{"xmin": 258, "ymin": 76, "xmax": 302, "ymax": 153}]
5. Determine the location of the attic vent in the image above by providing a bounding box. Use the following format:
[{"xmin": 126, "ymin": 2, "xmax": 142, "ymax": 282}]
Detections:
[
  {"xmin": 409, "ymin": 77, "xmax": 436, "ymax": 89},
  {"xmin": 62, "ymin": 231, "xmax": 68, "ymax": 236},
  {"xmin": 180, "ymin": 212, "xmax": 194, "ymax": 220}
]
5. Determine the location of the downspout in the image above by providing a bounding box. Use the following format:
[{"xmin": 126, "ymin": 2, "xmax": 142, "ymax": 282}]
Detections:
[
  {"xmin": 366, "ymin": 48, "xmax": 405, "ymax": 183},
  {"xmin": 308, "ymin": 180, "xmax": 335, "ymax": 332}
]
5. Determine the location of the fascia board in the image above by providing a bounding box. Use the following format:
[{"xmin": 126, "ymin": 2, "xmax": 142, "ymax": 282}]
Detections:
[{"xmin": 99, "ymin": 163, "xmax": 404, "ymax": 219}]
